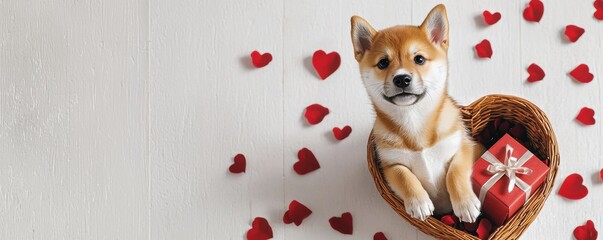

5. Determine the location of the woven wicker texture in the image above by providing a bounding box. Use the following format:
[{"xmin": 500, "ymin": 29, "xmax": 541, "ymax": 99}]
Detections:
[{"xmin": 367, "ymin": 94, "xmax": 560, "ymax": 240}]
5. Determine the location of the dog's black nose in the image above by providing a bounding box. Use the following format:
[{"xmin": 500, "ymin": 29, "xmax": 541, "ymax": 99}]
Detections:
[{"xmin": 393, "ymin": 74, "xmax": 412, "ymax": 88}]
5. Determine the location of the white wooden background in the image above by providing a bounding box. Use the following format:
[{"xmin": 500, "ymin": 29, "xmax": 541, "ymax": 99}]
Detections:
[{"xmin": 1, "ymin": 0, "xmax": 602, "ymax": 239}]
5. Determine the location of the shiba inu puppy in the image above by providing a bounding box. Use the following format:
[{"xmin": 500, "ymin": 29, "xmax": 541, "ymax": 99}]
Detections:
[{"xmin": 350, "ymin": 4, "xmax": 481, "ymax": 222}]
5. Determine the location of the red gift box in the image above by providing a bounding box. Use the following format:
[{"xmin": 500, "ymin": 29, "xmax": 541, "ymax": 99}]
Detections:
[{"xmin": 471, "ymin": 134, "xmax": 549, "ymax": 226}]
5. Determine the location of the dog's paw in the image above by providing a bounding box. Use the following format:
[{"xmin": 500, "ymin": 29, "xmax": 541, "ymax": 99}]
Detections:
[
  {"xmin": 452, "ymin": 193, "xmax": 481, "ymax": 223},
  {"xmin": 404, "ymin": 195, "xmax": 434, "ymax": 221}
]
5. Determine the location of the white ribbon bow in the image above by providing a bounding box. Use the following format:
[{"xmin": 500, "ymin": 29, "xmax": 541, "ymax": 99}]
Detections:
[{"xmin": 478, "ymin": 144, "xmax": 534, "ymax": 203}]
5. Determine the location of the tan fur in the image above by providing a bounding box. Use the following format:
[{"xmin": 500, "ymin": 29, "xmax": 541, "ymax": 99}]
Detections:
[{"xmin": 351, "ymin": 4, "xmax": 481, "ymax": 222}]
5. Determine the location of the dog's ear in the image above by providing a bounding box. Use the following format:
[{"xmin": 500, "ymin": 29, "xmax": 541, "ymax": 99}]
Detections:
[
  {"xmin": 351, "ymin": 16, "xmax": 376, "ymax": 62},
  {"xmin": 420, "ymin": 4, "xmax": 449, "ymax": 50}
]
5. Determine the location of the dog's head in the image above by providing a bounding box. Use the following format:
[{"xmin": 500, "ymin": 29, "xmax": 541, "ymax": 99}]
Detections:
[{"xmin": 351, "ymin": 4, "xmax": 449, "ymax": 108}]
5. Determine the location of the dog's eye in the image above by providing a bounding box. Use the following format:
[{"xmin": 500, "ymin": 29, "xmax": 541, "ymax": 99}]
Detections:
[
  {"xmin": 414, "ymin": 55, "xmax": 426, "ymax": 65},
  {"xmin": 377, "ymin": 59, "xmax": 390, "ymax": 69}
]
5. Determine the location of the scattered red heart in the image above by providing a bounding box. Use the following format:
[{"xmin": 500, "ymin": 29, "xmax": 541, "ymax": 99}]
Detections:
[
  {"xmin": 304, "ymin": 104, "xmax": 330, "ymax": 125},
  {"xmin": 574, "ymin": 220, "xmax": 598, "ymax": 240},
  {"xmin": 464, "ymin": 221, "xmax": 479, "ymax": 232},
  {"xmin": 483, "ymin": 11, "xmax": 501, "ymax": 25},
  {"xmin": 527, "ymin": 63, "xmax": 545, "ymax": 82},
  {"xmin": 247, "ymin": 217, "xmax": 273, "ymax": 240},
  {"xmin": 229, "ymin": 153, "xmax": 246, "ymax": 173},
  {"xmin": 283, "ymin": 200, "xmax": 312, "ymax": 226},
  {"xmin": 558, "ymin": 173, "xmax": 589, "ymax": 200},
  {"xmin": 312, "ymin": 50, "xmax": 341, "ymax": 80},
  {"xmin": 329, "ymin": 212, "xmax": 353, "ymax": 235},
  {"xmin": 294, "ymin": 148, "xmax": 321, "ymax": 175},
  {"xmin": 475, "ymin": 39, "xmax": 493, "ymax": 58},
  {"xmin": 576, "ymin": 107, "xmax": 596, "ymax": 126},
  {"xmin": 440, "ymin": 214, "xmax": 457, "ymax": 227},
  {"xmin": 373, "ymin": 232, "xmax": 388, "ymax": 240},
  {"xmin": 565, "ymin": 25, "xmax": 585, "ymax": 43},
  {"xmin": 570, "ymin": 64, "xmax": 594, "ymax": 83},
  {"xmin": 595, "ymin": 0, "xmax": 603, "ymax": 20},
  {"xmin": 332, "ymin": 125, "xmax": 352, "ymax": 140},
  {"xmin": 250, "ymin": 51, "xmax": 272, "ymax": 68},
  {"xmin": 523, "ymin": 0, "xmax": 544, "ymax": 22},
  {"xmin": 476, "ymin": 218, "xmax": 493, "ymax": 240}
]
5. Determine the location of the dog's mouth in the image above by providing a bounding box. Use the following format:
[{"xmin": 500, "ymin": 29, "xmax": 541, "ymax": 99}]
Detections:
[{"xmin": 382, "ymin": 91, "xmax": 426, "ymax": 106}]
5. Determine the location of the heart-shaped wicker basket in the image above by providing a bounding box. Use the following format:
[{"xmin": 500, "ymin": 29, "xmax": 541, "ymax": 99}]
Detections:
[{"xmin": 367, "ymin": 94, "xmax": 559, "ymax": 240}]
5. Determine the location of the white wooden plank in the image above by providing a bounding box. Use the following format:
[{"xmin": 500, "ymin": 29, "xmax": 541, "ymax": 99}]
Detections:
[
  {"xmin": 149, "ymin": 0, "xmax": 284, "ymax": 239},
  {"xmin": 0, "ymin": 0, "xmax": 149, "ymax": 239}
]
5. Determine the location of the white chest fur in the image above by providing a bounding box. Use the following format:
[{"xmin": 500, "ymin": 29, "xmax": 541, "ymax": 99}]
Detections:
[{"xmin": 378, "ymin": 131, "xmax": 462, "ymax": 213}]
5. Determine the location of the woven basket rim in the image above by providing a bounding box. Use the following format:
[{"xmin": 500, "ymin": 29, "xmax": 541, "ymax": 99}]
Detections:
[{"xmin": 367, "ymin": 94, "xmax": 560, "ymax": 240}]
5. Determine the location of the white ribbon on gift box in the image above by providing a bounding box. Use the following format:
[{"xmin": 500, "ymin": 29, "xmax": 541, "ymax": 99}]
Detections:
[{"xmin": 478, "ymin": 144, "xmax": 534, "ymax": 203}]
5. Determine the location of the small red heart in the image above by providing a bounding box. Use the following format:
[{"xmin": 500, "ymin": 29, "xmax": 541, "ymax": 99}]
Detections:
[
  {"xmin": 229, "ymin": 154, "xmax": 246, "ymax": 173},
  {"xmin": 476, "ymin": 218, "xmax": 493, "ymax": 240},
  {"xmin": 570, "ymin": 64, "xmax": 594, "ymax": 83},
  {"xmin": 294, "ymin": 148, "xmax": 320, "ymax": 175},
  {"xmin": 475, "ymin": 39, "xmax": 493, "ymax": 58},
  {"xmin": 576, "ymin": 107, "xmax": 596, "ymax": 126},
  {"xmin": 304, "ymin": 104, "xmax": 330, "ymax": 125},
  {"xmin": 574, "ymin": 220, "xmax": 598, "ymax": 240},
  {"xmin": 312, "ymin": 50, "xmax": 341, "ymax": 80},
  {"xmin": 523, "ymin": 0, "xmax": 544, "ymax": 22},
  {"xmin": 595, "ymin": 0, "xmax": 603, "ymax": 20},
  {"xmin": 440, "ymin": 214, "xmax": 457, "ymax": 227},
  {"xmin": 246, "ymin": 217, "xmax": 273, "ymax": 240},
  {"xmin": 373, "ymin": 232, "xmax": 388, "ymax": 240},
  {"xmin": 483, "ymin": 11, "xmax": 501, "ymax": 25},
  {"xmin": 597, "ymin": 9, "xmax": 603, "ymax": 20},
  {"xmin": 332, "ymin": 126, "xmax": 352, "ymax": 140},
  {"xmin": 558, "ymin": 173, "xmax": 589, "ymax": 200},
  {"xmin": 283, "ymin": 200, "xmax": 312, "ymax": 226},
  {"xmin": 565, "ymin": 25, "xmax": 585, "ymax": 43},
  {"xmin": 250, "ymin": 51, "xmax": 272, "ymax": 68},
  {"xmin": 464, "ymin": 221, "xmax": 479, "ymax": 232},
  {"xmin": 527, "ymin": 63, "xmax": 545, "ymax": 82},
  {"xmin": 329, "ymin": 212, "xmax": 353, "ymax": 235},
  {"xmin": 509, "ymin": 125, "xmax": 527, "ymax": 140},
  {"xmin": 600, "ymin": 168, "xmax": 603, "ymax": 181}
]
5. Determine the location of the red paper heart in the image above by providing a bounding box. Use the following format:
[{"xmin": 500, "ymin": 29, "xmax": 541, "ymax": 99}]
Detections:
[
  {"xmin": 565, "ymin": 25, "xmax": 585, "ymax": 43},
  {"xmin": 595, "ymin": 0, "xmax": 603, "ymax": 20},
  {"xmin": 570, "ymin": 64, "xmax": 594, "ymax": 83},
  {"xmin": 558, "ymin": 173, "xmax": 589, "ymax": 200},
  {"xmin": 597, "ymin": 9, "xmax": 603, "ymax": 20},
  {"xmin": 229, "ymin": 154, "xmax": 246, "ymax": 173},
  {"xmin": 440, "ymin": 215, "xmax": 457, "ymax": 227},
  {"xmin": 246, "ymin": 217, "xmax": 273, "ymax": 240},
  {"xmin": 283, "ymin": 200, "xmax": 312, "ymax": 226},
  {"xmin": 509, "ymin": 125, "xmax": 527, "ymax": 140},
  {"xmin": 523, "ymin": 0, "xmax": 544, "ymax": 22},
  {"xmin": 475, "ymin": 40, "xmax": 493, "ymax": 58},
  {"xmin": 576, "ymin": 107, "xmax": 596, "ymax": 126},
  {"xmin": 304, "ymin": 104, "xmax": 330, "ymax": 125},
  {"xmin": 574, "ymin": 220, "xmax": 598, "ymax": 240},
  {"xmin": 250, "ymin": 51, "xmax": 272, "ymax": 68},
  {"xmin": 373, "ymin": 232, "xmax": 388, "ymax": 240},
  {"xmin": 483, "ymin": 11, "xmax": 501, "ymax": 25},
  {"xmin": 332, "ymin": 126, "xmax": 352, "ymax": 140},
  {"xmin": 312, "ymin": 50, "xmax": 341, "ymax": 80},
  {"xmin": 329, "ymin": 212, "xmax": 353, "ymax": 235},
  {"xmin": 294, "ymin": 148, "xmax": 320, "ymax": 175},
  {"xmin": 476, "ymin": 218, "xmax": 493, "ymax": 240},
  {"xmin": 527, "ymin": 63, "xmax": 545, "ymax": 82},
  {"xmin": 464, "ymin": 221, "xmax": 479, "ymax": 232}
]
